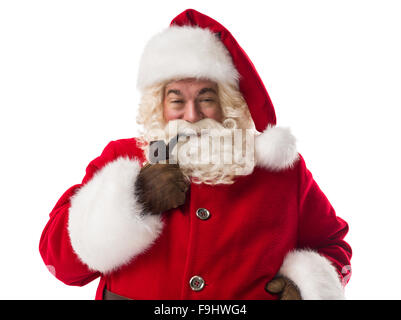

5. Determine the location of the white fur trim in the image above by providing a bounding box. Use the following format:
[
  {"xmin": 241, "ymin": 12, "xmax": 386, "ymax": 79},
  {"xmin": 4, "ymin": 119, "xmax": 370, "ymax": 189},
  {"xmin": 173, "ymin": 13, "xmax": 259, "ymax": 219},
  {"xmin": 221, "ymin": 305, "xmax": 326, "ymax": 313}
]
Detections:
[
  {"xmin": 68, "ymin": 157, "xmax": 164, "ymax": 274},
  {"xmin": 279, "ymin": 249, "xmax": 345, "ymax": 300},
  {"xmin": 137, "ymin": 26, "xmax": 239, "ymax": 91},
  {"xmin": 255, "ymin": 125, "xmax": 299, "ymax": 171}
]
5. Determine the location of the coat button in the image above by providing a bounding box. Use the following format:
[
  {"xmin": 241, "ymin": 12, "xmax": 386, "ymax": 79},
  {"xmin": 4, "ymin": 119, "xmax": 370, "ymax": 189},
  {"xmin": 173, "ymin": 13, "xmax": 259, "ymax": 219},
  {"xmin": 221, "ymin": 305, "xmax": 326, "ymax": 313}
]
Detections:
[
  {"xmin": 189, "ymin": 275, "xmax": 205, "ymax": 291},
  {"xmin": 196, "ymin": 208, "xmax": 210, "ymax": 220}
]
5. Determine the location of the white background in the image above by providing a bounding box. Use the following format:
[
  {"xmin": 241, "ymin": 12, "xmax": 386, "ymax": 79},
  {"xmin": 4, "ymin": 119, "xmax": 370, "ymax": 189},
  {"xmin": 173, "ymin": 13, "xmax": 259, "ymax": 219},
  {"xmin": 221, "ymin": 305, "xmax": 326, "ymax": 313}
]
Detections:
[{"xmin": 0, "ymin": 0, "xmax": 400, "ymax": 299}]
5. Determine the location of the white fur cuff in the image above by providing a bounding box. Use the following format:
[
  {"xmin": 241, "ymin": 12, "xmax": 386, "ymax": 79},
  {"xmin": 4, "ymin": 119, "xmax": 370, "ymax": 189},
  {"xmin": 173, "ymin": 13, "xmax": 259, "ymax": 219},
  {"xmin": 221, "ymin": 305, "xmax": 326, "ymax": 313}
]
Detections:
[
  {"xmin": 278, "ymin": 249, "xmax": 345, "ymax": 300},
  {"xmin": 68, "ymin": 157, "xmax": 164, "ymax": 274}
]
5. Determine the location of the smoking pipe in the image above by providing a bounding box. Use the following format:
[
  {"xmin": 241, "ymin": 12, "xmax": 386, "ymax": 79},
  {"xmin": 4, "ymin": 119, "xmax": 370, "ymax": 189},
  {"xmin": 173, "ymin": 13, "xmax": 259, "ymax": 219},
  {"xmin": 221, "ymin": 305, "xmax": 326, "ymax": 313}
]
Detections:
[{"xmin": 149, "ymin": 133, "xmax": 194, "ymax": 163}]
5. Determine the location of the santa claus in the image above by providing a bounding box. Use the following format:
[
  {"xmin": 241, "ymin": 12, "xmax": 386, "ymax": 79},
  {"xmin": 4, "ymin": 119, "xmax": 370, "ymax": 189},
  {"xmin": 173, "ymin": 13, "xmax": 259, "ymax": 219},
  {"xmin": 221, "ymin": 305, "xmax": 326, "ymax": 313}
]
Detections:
[{"xmin": 39, "ymin": 9, "xmax": 352, "ymax": 300}]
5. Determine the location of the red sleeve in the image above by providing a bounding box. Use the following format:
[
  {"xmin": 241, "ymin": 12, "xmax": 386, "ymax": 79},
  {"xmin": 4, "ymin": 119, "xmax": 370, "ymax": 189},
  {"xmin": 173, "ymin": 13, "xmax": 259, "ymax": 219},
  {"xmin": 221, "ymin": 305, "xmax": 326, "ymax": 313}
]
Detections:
[
  {"xmin": 297, "ymin": 154, "xmax": 352, "ymax": 285},
  {"xmin": 39, "ymin": 140, "xmax": 119, "ymax": 286}
]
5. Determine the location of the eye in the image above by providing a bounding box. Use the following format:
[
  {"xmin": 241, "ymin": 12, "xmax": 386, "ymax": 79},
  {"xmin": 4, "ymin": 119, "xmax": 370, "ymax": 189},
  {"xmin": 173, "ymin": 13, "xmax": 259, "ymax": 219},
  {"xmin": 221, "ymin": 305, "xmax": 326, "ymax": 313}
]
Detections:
[
  {"xmin": 200, "ymin": 99, "xmax": 214, "ymax": 103},
  {"xmin": 171, "ymin": 100, "xmax": 184, "ymax": 104}
]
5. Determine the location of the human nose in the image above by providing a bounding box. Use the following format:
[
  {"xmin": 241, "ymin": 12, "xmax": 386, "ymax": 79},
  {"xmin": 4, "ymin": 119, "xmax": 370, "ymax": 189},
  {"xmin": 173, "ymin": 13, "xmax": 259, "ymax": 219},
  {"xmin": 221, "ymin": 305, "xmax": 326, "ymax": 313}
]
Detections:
[{"xmin": 182, "ymin": 100, "xmax": 203, "ymax": 123}]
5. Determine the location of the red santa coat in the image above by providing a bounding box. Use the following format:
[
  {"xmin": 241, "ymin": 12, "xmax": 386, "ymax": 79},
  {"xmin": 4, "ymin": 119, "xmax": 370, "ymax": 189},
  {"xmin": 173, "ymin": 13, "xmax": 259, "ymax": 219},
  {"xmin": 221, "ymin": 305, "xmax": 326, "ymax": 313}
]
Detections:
[
  {"xmin": 39, "ymin": 128, "xmax": 351, "ymax": 300},
  {"xmin": 39, "ymin": 9, "xmax": 351, "ymax": 299}
]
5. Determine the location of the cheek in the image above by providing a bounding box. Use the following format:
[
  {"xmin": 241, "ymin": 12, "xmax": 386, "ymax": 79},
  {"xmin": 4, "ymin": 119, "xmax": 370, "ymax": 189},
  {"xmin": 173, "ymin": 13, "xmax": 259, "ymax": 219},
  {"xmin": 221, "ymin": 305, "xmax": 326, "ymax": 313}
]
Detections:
[
  {"xmin": 203, "ymin": 105, "xmax": 223, "ymax": 121},
  {"xmin": 163, "ymin": 105, "xmax": 181, "ymax": 121}
]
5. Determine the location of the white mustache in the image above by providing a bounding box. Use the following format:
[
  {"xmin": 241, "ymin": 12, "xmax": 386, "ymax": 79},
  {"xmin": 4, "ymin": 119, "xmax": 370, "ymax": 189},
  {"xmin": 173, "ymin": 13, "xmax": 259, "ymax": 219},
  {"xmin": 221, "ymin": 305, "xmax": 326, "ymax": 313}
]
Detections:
[{"xmin": 163, "ymin": 118, "xmax": 229, "ymax": 139}]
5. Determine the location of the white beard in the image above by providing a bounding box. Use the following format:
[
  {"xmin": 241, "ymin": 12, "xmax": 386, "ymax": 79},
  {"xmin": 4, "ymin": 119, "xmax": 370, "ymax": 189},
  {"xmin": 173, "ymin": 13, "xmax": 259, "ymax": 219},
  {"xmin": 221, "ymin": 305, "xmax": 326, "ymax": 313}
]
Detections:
[{"xmin": 145, "ymin": 118, "xmax": 255, "ymax": 185}]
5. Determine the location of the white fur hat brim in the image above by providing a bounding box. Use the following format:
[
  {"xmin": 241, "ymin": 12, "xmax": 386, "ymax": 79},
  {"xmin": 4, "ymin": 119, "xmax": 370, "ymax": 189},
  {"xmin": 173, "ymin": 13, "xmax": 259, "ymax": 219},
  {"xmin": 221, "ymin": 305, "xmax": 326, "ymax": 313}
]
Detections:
[{"xmin": 137, "ymin": 26, "xmax": 239, "ymax": 91}]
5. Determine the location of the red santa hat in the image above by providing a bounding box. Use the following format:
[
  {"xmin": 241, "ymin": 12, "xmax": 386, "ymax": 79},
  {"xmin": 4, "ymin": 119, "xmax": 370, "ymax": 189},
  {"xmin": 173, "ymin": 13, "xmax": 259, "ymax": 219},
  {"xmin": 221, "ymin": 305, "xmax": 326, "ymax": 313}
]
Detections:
[
  {"xmin": 137, "ymin": 9, "xmax": 276, "ymax": 132},
  {"xmin": 137, "ymin": 9, "xmax": 298, "ymax": 171}
]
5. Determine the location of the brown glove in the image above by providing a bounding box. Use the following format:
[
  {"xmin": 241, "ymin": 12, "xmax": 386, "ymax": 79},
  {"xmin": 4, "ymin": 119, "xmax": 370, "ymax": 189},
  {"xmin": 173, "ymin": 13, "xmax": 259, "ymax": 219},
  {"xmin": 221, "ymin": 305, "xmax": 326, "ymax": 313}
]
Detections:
[
  {"xmin": 265, "ymin": 276, "xmax": 302, "ymax": 300},
  {"xmin": 135, "ymin": 163, "xmax": 190, "ymax": 215}
]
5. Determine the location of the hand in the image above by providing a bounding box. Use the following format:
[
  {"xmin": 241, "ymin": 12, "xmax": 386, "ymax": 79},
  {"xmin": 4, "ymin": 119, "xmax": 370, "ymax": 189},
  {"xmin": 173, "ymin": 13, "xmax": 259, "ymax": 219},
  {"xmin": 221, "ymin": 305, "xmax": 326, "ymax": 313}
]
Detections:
[
  {"xmin": 265, "ymin": 276, "xmax": 302, "ymax": 300},
  {"xmin": 135, "ymin": 163, "xmax": 190, "ymax": 215}
]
